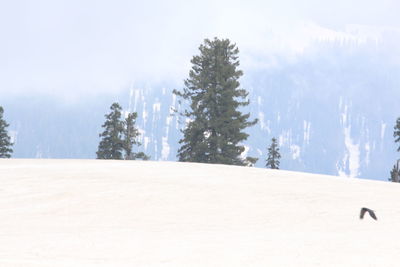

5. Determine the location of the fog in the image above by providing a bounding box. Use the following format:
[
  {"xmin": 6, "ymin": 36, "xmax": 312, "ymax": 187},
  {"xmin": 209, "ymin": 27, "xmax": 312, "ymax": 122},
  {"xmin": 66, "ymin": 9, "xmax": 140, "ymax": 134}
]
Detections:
[{"xmin": 1, "ymin": 0, "xmax": 399, "ymax": 98}]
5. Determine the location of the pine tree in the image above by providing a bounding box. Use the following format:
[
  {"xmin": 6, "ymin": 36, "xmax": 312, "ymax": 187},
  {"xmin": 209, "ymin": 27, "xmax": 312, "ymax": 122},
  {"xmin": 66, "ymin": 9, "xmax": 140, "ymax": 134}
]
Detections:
[
  {"xmin": 389, "ymin": 160, "xmax": 400, "ymax": 182},
  {"xmin": 123, "ymin": 112, "xmax": 139, "ymax": 160},
  {"xmin": 266, "ymin": 137, "xmax": 281, "ymax": 169},
  {"xmin": 390, "ymin": 119, "xmax": 400, "ymax": 182},
  {"xmin": 394, "ymin": 117, "xmax": 400, "ymax": 152},
  {"xmin": 0, "ymin": 106, "xmax": 13, "ymax": 158},
  {"xmin": 96, "ymin": 103, "xmax": 149, "ymax": 160},
  {"xmin": 96, "ymin": 103, "xmax": 125, "ymax": 159},
  {"xmin": 174, "ymin": 37, "xmax": 257, "ymax": 166},
  {"xmin": 123, "ymin": 112, "xmax": 149, "ymax": 160}
]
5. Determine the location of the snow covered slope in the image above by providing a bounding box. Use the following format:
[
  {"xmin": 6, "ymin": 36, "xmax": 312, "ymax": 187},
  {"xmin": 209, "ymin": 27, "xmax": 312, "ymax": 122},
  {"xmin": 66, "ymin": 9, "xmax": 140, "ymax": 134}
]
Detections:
[{"xmin": 0, "ymin": 159, "xmax": 399, "ymax": 266}]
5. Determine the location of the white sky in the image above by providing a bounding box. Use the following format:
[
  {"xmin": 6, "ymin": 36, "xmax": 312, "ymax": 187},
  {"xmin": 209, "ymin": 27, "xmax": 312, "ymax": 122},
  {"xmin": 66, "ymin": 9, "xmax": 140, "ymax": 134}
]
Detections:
[{"xmin": 1, "ymin": 0, "xmax": 399, "ymax": 97}]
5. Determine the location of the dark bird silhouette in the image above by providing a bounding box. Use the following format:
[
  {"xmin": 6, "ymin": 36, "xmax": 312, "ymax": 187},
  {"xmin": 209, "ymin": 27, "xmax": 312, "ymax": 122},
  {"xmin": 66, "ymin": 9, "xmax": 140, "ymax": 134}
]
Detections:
[{"xmin": 360, "ymin": 207, "xmax": 377, "ymax": 220}]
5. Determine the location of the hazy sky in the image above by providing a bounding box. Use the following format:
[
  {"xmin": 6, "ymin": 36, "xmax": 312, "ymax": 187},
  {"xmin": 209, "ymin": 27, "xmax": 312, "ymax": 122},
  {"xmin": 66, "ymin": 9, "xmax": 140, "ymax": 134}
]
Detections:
[{"xmin": 1, "ymin": 0, "xmax": 399, "ymax": 97}]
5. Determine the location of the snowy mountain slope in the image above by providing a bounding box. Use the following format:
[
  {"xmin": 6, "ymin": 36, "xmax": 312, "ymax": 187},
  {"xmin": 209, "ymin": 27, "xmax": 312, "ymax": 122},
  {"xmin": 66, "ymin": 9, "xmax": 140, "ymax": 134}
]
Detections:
[
  {"xmin": 0, "ymin": 159, "xmax": 400, "ymax": 266},
  {"xmin": 123, "ymin": 40, "xmax": 400, "ymax": 180},
  {"xmin": 243, "ymin": 40, "xmax": 400, "ymax": 180},
  {"xmin": 3, "ymin": 40, "xmax": 400, "ymax": 180}
]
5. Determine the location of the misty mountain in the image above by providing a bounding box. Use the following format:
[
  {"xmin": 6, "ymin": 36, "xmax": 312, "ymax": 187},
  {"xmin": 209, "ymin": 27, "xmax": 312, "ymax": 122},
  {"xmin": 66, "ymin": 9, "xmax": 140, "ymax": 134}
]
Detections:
[{"xmin": 3, "ymin": 40, "xmax": 400, "ymax": 180}]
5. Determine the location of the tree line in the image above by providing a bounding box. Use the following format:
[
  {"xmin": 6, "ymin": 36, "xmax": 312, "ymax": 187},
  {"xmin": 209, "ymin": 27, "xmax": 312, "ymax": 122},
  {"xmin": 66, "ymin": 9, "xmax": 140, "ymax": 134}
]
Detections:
[
  {"xmin": 95, "ymin": 38, "xmax": 281, "ymax": 168},
  {"xmin": 0, "ymin": 37, "xmax": 305, "ymax": 170},
  {"xmin": 4, "ymin": 37, "xmax": 400, "ymax": 176},
  {"xmin": 2, "ymin": 37, "xmax": 399, "ymax": 175}
]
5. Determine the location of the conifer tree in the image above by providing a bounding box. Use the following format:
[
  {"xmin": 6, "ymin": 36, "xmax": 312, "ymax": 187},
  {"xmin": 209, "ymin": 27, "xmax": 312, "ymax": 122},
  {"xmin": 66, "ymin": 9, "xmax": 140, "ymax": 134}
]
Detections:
[
  {"xmin": 266, "ymin": 137, "xmax": 281, "ymax": 169},
  {"xmin": 96, "ymin": 103, "xmax": 125, "ymax": 159},
  {"xmin": 390, "ymin": 118, "xmax": 400, "ymax": 182},
  {"xmin": 174, "ymin": 37, "xmax": 257, "ymax": 166},
  {"xmin": 123, "ymin": 112, "xmax": 139, "ymax": 160},
  {"xmin": 0, "ymin": 106, "xmax": 13, "ymax": 158},
  {"xmin": 96, "ymin": 102, "xmax": 148, "ymax": 160},
  {"xmin": 389, "ymin": 160, "xmax": 400, "ymax": 182},
  {"xmin": 394, "ymin": 117, "xmax": 400, "ymax": 152},
  {"xmin": 123, "ymin": 112, "xmax": 149, "ymax": 160}
]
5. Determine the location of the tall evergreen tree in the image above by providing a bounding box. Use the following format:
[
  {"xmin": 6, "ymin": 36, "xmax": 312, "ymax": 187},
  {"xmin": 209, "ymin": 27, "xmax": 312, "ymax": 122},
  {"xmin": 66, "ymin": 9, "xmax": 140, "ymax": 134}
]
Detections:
[
  {"xmin": 0, "ymin": 106, "xmax": 13, "ymax": 158},
  {"xmin": 96, "ymin": 103, "xmax": 125, "ymax": 159},
  {"xmin": 389, "ymin": 160, "xmax": 400, "ymax": 182},
  {"xmin": 123, "ymin": 112, "xmax": 149, "ymax": 160},
  {"xmin": 394, "ymin": 117, "xmax": 400, "ymax": 152},
  {"xmin": 174, "ymin": 37, "xmax": 257, "ymax": 166},
  {"xmin": 266, "ymin": 137, "xmax": 281, "ymax": 169},
  {"xmin": 123, "ymin": 112, "xmax": 139, "ymax": 160}
]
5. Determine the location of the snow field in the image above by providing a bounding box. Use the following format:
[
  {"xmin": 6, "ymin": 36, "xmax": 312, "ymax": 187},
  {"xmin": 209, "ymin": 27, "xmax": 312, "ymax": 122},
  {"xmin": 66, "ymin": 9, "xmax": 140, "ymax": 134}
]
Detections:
[{"xmin": 0, "ymin": 159, "xmax": 399, "ymax": 266}]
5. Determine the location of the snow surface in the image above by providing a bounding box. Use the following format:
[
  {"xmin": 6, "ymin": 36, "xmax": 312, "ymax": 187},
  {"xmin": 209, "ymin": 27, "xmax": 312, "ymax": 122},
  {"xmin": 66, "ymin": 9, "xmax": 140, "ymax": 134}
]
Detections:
[{"xmin": 0, "ymin": 159, "xmax": 400, "ymax": 266}]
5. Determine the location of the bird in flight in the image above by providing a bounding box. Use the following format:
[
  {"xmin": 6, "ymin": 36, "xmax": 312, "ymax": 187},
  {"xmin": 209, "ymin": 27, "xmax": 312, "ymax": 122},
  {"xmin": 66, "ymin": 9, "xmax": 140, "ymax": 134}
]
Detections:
[{"xmin": 360, "ymin": 207, "xmax": 377, "ymax": 220}]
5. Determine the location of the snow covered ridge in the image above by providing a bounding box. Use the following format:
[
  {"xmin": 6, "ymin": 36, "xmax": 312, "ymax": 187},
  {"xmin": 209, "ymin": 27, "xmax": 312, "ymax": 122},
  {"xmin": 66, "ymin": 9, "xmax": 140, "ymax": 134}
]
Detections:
[{"xmin": 1, "ymin": 159, "xmax": 400, "ymax": 266}]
